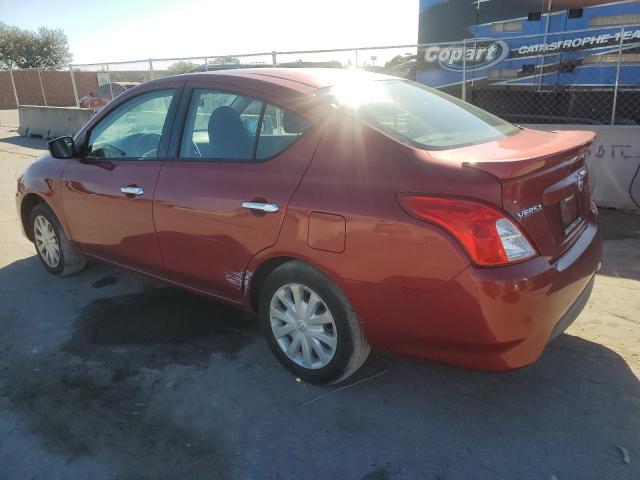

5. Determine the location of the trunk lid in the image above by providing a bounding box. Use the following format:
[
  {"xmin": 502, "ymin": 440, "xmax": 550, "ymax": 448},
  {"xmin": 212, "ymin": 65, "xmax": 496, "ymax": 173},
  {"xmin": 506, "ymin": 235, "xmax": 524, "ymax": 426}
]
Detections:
[{"xmin": 427, "ymin": 128, "xmax": 596, "ymax": 261}]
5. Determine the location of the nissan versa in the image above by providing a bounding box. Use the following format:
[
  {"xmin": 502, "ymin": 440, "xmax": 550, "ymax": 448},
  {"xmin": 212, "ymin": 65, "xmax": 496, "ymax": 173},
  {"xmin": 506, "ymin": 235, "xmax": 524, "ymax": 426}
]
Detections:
[{"xmin": 15, "ymin": 69, "xmax": 602, "ymax": 382}]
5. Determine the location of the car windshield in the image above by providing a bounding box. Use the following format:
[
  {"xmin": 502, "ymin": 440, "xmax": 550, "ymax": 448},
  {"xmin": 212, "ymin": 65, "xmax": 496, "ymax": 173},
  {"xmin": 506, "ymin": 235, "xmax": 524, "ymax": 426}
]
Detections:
[{"xmin": 324, "ymin": 79, "xmax": 519, "ymax": 149}]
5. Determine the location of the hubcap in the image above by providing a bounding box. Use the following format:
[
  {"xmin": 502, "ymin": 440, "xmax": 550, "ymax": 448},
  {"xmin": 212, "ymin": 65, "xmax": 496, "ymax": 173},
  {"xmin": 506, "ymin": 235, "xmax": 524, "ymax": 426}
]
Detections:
[
  {"xmin": 34, "ymin": 215, "xmax": 60, "ymax": 268},
  {"xmin": 269, "ymin": 283, "xmax": 337, "ymax": 369}
]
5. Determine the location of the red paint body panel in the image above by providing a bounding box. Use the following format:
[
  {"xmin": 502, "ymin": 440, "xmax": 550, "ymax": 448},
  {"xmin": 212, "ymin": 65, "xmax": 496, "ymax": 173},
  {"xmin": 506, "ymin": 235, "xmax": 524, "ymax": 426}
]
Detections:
[
  {"xmin": 153, "ymin": 132, "xmax": 322, "ymax": 301},
  {"xmin": 343, "ymin": 214, "xmax": 600, "ymax": 370},
  {"xmin": 429, "ymin": 128, "xmax": 596, "ymax": 261},
  {"xmin": 429, "ymin": 128, "xmax": 594, "ymax": 180},
  {"xmin": 307, "ymin": 212, "xmax": 346, "ymax": 253},
  {"xmin": 61, "ymin": 160, "xmax": 164, "ymax": 274},
  {"xmin": 15, "ymin": 69, "xmax": 602, "ymax": 372},
  {"xmin": 15, "ymin": 154, "xmax": 69, "ymax": 237}
]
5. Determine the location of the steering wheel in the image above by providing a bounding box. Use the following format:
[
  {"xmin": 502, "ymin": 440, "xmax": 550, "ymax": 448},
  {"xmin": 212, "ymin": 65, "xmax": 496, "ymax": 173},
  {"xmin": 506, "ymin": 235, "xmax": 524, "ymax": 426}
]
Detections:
[
  {"xmin": 98, "ymin": 142, "xmax": 127, "ymax": 158},
  {"xmin": 133, "ymin": 133, "xmax": 162, "ymax": 158}
]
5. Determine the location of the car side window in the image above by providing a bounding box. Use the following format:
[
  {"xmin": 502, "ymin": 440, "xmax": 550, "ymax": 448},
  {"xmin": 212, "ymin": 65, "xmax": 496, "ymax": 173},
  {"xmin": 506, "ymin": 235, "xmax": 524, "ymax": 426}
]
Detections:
[
  {"xmin": 86, "ymin": 89, "xmax": 174, "ymax": 159},
  {"xmin": 256, "ymin": 104, "xmax": 309, "ymax": 159},
  {"xmin": 180, "ymin": 89, "xmax": 261, "ymax": 160},
  {"xmin": 179, "ymin": 88, "xmax": 310, "ymax": 161}
]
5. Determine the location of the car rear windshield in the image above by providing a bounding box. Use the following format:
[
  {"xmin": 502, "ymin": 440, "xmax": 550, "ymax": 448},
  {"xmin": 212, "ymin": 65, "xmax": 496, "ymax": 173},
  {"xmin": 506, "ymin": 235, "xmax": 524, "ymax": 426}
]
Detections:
[{"xmin": 324, "ymin": 79, "xmax": 519, "ymax": 149}]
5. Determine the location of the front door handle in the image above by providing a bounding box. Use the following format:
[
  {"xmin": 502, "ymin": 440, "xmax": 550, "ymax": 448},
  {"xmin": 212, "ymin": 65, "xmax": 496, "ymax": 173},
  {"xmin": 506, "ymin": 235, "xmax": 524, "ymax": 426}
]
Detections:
[
  {"xmin": 242, "ymin": 201, "xmax": 279, "ymax": 213},
  {"xmin": 121, "ymin": 186, "xmax": 144, "ymax": 196}
]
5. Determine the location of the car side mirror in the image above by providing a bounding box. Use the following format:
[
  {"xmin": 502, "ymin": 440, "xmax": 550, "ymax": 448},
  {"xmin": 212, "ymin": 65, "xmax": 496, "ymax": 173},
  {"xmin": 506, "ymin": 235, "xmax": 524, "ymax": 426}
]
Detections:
[{"xmin": 48, "ymin": 136, "xmax": 76, "ymax": 159}]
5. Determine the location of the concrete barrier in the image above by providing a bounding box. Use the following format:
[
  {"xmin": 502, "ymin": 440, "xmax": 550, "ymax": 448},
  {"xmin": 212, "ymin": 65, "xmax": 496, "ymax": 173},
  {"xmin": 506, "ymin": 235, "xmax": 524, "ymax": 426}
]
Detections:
[
  {"xmin": 525, "ymin": 125, "xmax": 640, "ymax": 212},
  {"xmin": 18, "ymin": 105, "xmax": 93, "ymax": 139}
]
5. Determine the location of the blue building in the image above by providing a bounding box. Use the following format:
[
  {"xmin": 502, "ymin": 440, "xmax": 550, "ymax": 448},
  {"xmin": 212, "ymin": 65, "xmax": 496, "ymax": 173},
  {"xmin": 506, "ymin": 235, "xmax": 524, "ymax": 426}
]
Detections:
[{"xmin": 416, "ymin": 0, "xmax": 640, "ymax": 124}]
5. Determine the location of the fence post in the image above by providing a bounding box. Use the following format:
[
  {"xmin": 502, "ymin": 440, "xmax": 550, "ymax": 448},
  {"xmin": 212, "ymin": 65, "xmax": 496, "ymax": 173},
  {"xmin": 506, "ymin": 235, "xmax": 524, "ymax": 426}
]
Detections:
[
  {"xmin": 355, "ymin": 49, "xmax": 359, "ymax": 68},
  {"xmin": 37, "ymin": 68, "xmax": 48, "ymax": 106},
  {"xmin": 148, "ymin": 58, "xmax": 154, "ymax": 80},
  {"xmin": 69, "ymin": 65, "xmax": 80, "ymax": 107},
  {"xmin": 271, "ymin": 51, "xmax": 277, "ymax": 67},
  {"xmin": 204, "ymin": 57, "xmax": 208, "ymax": 72},
  {"xmin": 461, "ymin": 39, "xmax": 467, "ymax": 102},
  {"xmin": 9, "ymin": 69, "xmax": 20, "ymax": 108},
  {"xmin": 538, "ymin": 10, "xmax": 551, "ymax": 93},
  {"xmin": 105, "ymin": 64, "xmax": 114, "ymax": 99},
  {"xmin": 611, "ymin": 26, "xmax": 624, "ymax": 126}
]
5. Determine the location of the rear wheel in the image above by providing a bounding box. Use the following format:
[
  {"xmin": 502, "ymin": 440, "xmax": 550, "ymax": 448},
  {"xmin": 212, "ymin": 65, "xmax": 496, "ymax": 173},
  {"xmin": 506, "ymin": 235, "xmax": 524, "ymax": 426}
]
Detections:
[
  {"xmin": 259, "ymin": 261, "xmax": 370, "ymax": 383},
  {"xmin": 30, "ymin": 203, "xmax": 86, "ymax": 276}
]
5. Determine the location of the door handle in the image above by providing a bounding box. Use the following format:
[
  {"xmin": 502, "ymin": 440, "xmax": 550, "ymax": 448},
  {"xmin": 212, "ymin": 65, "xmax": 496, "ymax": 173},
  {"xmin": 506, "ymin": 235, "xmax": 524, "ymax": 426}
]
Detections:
[
  {"xmin": 242, "ymin": 201, "xmax": 279, "ymax": 213},
  {"xmin": 120, "ymin": 186, "xmax": 144, "ymax": 196}
]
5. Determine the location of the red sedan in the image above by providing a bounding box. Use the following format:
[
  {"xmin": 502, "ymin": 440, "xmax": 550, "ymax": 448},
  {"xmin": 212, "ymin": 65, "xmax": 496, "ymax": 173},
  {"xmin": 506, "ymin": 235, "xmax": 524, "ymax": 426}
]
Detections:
[{"xmin": 16, "ymin": 69, "xmax": 601, "ymax": 382}]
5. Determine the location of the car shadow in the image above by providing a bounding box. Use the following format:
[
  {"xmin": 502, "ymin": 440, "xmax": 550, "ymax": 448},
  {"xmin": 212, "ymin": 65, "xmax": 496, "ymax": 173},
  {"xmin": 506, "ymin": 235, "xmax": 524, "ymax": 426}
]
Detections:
[
  {"xmin": 599, "ymin": 207, "xmax": 640, "ymax": 242},
  {"xmin": 0, "ymin": 255, "xmax": 638, "ymax": 480},
  {"xmin": 0, "ymin": 133, "xmax": 48, "ymax": 149}
]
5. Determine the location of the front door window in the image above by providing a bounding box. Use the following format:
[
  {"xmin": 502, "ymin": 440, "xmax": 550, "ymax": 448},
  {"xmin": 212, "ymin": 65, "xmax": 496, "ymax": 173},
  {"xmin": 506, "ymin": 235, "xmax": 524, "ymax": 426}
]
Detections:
[{"xmin": 87, "ymin": 89, "xmax": 175, "ymax": 159}]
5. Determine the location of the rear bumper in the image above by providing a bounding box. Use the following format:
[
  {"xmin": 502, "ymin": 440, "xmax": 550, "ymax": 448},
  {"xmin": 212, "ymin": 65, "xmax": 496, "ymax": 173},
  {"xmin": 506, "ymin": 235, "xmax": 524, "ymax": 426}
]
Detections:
[
  {"xmin": 346, "ymin": 212, "xmax": 602, "ymax": 371},
  {"xmin": 549, "ymin": 275, "xmax": 594, "ymax": 342}
]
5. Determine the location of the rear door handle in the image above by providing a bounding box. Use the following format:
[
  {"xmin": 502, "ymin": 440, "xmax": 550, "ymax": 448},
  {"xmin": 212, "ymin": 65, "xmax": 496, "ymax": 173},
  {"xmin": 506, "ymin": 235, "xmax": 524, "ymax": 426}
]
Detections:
[
  {"xmin": 242, "ymin": 202, "xmax": 279, "ymax": 213},
  {"xmin": 121, "ymin": 186, "xmax": 144, "ymax": 196}
]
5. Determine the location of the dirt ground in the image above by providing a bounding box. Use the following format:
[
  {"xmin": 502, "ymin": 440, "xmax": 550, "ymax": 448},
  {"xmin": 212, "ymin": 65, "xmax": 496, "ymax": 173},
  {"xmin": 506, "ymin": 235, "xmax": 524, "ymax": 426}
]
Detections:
[{"xmin": 0, "ymin": 127, "xmax": 638, "ymax": 480}]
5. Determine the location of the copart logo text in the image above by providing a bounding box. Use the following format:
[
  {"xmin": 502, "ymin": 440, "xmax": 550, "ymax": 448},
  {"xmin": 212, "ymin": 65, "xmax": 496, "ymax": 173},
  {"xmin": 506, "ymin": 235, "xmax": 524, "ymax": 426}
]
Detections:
[{"xmin": 423, "ymin": 39, "xmax": 509, "ymax": 72}]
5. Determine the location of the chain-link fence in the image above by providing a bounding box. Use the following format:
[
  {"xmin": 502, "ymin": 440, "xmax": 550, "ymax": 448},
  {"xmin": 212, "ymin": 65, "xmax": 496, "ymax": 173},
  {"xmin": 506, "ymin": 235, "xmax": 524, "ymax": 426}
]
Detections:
[
  {"xmin": 0, "ymin": 67, "xmax": 95, "ymax": 109},
  {"xmin": 1, "ymin": 25, "xmax": 638, "ymax": 125},
  {"xmin": 440, "ymin": 25, "xmax": 640, "ymax": 126}
]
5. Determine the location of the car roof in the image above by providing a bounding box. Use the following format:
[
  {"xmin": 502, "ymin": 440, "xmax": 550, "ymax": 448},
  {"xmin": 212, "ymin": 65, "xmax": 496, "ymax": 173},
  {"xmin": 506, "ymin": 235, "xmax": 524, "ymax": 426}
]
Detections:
[
  {"xmin": 165, "ymin": 68, "xmax": 396, "ymax": 95},
  {"xmin": 222, "ymin": 68, "xmax": 393, "ymax": 87}
]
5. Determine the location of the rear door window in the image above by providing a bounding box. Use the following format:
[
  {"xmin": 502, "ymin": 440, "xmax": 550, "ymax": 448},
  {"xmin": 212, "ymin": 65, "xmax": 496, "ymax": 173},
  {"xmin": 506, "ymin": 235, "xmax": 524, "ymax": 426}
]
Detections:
[
  {"xmin": 179, "ymin": 88, "xmax": 310, "ymax": 161},
  {"xmin": 180, "ymin": 89, "xmax": 258, "ymax": 160},
  {"xmin": 256, "ymin": 104, "xmax": 309, "ymax": 159}
]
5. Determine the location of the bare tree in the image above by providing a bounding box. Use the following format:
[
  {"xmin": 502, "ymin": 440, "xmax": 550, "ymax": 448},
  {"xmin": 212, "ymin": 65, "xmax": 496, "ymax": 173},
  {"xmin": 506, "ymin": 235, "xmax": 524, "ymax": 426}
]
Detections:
[{"xmin": 0, "ymin": 22, "xmax": 72, "ymax": 69}]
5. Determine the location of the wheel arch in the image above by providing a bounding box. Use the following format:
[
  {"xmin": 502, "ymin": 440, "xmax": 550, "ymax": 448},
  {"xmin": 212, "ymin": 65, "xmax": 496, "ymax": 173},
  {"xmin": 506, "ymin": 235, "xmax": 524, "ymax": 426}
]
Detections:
[
  {"xmin": 248, "ymin": 256, "xmax": 295, "ymax": 313},
  {"xmin": 246, "ymin": 254, "xmax": 350, "ymax": 315},
  {"xmin": 20, "ymin": 193, "xmax": 47, "ymax": 242}
]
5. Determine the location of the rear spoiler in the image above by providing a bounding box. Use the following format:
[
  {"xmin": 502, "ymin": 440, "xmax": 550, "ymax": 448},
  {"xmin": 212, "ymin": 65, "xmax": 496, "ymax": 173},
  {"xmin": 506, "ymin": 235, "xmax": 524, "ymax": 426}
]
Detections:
[{"xmin": 461, "ymin": 130, "xmax": 596, "ymax": 180}]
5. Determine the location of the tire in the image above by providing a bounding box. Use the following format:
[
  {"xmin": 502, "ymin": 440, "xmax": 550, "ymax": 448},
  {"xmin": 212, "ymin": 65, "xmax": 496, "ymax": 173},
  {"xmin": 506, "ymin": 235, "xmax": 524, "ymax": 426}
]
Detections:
[
  {"xmin": 30, "ymin": 203, "xmax": 87, "ymax": 276},
  {"xmin": 259, "ymin": 260, "xmax": 370, "ymax": 383}
]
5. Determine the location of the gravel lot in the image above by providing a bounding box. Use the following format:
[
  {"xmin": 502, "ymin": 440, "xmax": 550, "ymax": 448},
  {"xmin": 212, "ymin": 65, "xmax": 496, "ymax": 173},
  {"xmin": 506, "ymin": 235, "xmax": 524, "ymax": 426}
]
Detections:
[{"xmin": 1, "ymin": 127, "xmax": 638, "ymax": 480}]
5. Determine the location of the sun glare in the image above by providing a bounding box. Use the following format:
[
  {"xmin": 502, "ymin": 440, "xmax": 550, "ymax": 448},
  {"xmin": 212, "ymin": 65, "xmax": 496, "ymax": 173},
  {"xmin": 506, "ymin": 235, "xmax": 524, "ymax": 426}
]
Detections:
[{"xmin": 330, "ymin": 76, "xmax": 391, "ymax": 109}]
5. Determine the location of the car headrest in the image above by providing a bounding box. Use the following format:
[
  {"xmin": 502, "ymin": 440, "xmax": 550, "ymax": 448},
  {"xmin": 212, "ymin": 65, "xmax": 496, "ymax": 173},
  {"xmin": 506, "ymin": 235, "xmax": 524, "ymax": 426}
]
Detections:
[{"xmin": 208, "ymin": 106, "xmax": 247, "ymax": 143}]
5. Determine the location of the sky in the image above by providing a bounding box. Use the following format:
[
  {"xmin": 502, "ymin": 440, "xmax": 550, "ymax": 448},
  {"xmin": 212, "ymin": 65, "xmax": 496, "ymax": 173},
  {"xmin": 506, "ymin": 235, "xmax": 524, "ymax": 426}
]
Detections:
[{"xmin": 0, "ymin": 0, "xmax": 418, "ymax": 65}]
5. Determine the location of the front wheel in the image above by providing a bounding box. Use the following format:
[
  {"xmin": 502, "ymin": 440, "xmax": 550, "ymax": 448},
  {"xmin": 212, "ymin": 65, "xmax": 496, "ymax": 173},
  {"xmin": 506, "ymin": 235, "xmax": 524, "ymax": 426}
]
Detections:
[
  {"xmin": 259, "ymin": 261, "xmax": 370, "ymax": 383},
  {"xmin": 30, "ymin": 203, "xmax": 87, "ymax": 276}
]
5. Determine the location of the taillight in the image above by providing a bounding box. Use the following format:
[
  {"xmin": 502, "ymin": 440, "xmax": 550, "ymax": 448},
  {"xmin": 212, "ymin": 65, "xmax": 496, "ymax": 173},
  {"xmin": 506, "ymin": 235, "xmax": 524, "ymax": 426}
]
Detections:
[{"xmin": 398, "ymin": 195, "xmax": 537, "ymax": 267}]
